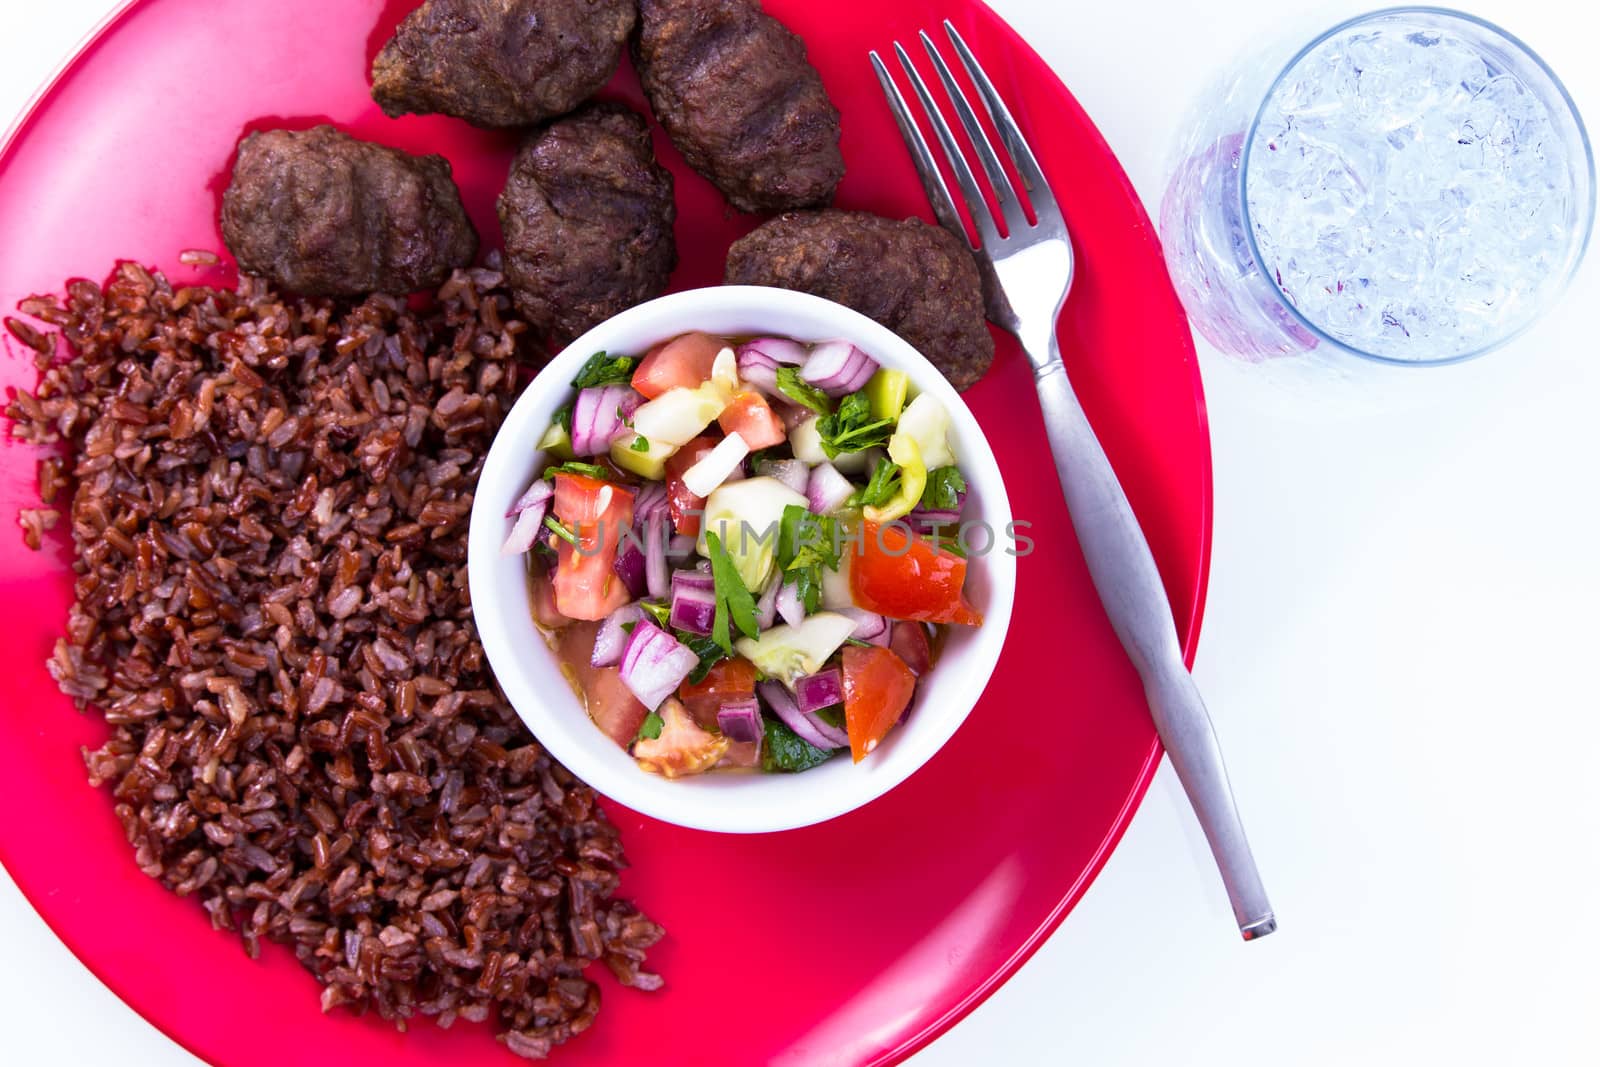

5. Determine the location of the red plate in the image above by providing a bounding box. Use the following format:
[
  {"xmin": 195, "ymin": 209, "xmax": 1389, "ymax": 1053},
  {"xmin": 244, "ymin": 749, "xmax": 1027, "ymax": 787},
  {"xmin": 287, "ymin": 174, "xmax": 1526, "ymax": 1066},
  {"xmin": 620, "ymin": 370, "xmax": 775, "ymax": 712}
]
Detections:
[{"xmin": 0, "ymin": 1, "xmax": 1208, "ymax": 1064}]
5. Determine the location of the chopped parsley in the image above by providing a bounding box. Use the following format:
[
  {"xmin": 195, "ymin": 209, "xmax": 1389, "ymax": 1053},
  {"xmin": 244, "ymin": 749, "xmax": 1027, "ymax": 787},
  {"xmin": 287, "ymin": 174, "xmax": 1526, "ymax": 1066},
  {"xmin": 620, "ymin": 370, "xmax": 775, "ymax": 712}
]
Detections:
[
  {"xmin": 850, "ymin": 459, "xmax": 902, "ymax": 509},
  {"xmin": 815, "ymin": 390, "xmax": 895, "ymax": 458},
  {"xmin": 920, "ymin": 466, "xmax": 967, "ymax": 512},
  {"xmin": 552, "ymin": 404, "xmax": 573, "ymax": 433},
  {"xmin": 543, "ymin": 516, "xmax": 580, "ymax": 547},
  {"xmin": 681, "ymin": 635, "xmax": 728, "ymax": 685},
  {"xmin": 543, "ymin": 461, "xmax": 612, "ymax": 482},
  {"xmin": 761, "ymin": 715, "xmax": 839, "ymax": 771},
  {"xmin": 630, "ymin": 434, "xmax": 652, "ymax": 453},
  {"xmin": 637, "ymin": 600, "xmax": 671, "ymax": 628},
  {"xmin": 705, "ymin": 531, "xmax": 760, "ymax": 654},
  {"xmin": 636, "ymin": 711, "xmax": 664, "ymax": 742},
  {"xmin": 570, "ymin": 351, "xmax": 639, "ymax": 389},
  {"xmin": 775, "ymin": 367, "xmax": 833, "ymax": 415},
  {"xmin": 776, "ymin": 505, "xmax": 842, "ymax": 614}
]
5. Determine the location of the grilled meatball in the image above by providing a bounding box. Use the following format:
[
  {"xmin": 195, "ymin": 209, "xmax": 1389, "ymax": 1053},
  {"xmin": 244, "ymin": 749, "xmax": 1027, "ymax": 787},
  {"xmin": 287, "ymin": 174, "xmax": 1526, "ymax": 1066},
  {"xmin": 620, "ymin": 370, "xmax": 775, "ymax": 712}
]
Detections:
[
  {"xmin": 633, "ymin": 0, "xmax": 843, "ymax": 213},
  {"xmin": 725, "ymin": 211, "xmax": 994, "ymax": 390},
  {"xmin": 371, "ymin": 0, "xmax": 635, "ymax": 128},
  {"xmin": 221, "ymin": 126, "xmax": 477, "ymax": 297},
  {"xmin": 497, "ymin": 105, "xmax": 677, "ymax": 346}
]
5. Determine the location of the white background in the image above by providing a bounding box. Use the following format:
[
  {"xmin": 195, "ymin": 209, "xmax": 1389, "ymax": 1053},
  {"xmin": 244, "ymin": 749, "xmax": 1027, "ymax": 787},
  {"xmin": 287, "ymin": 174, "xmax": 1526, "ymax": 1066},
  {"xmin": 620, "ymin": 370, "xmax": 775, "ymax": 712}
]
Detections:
[{"xmin": 2, "ymin": 0, "xmax": 1596, "ymax": 1064}]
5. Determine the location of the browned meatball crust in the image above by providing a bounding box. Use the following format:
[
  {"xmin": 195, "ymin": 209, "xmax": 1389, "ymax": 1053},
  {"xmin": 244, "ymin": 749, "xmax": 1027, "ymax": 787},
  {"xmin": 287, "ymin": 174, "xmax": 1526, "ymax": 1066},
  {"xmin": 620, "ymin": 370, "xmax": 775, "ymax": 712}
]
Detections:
[
  {"xmin": 725, "ymin": 211, "xmax": 994, "ymax": 390},
  {"xmin": 221, "ymin": 126, "xmax": 478, "ymax": 297},
  {"xmin": 497, "ymin": 106, "xmax": 678, "ymax": 347},
  {"xmin": 371, "ymin": 0, "xmax": 636, "ymax": 128},
  {"xmin": 633, "ymin": 0, "xmax": 843, "ymax": 213}
]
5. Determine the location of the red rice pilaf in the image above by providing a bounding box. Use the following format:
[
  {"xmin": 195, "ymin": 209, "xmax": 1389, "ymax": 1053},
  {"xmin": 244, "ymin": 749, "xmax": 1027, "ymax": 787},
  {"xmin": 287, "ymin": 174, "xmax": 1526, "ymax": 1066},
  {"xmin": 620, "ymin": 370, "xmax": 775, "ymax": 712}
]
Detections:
[{"xmin": 5, "ymin": 257, "xmax": 661, "ymax": 1059}]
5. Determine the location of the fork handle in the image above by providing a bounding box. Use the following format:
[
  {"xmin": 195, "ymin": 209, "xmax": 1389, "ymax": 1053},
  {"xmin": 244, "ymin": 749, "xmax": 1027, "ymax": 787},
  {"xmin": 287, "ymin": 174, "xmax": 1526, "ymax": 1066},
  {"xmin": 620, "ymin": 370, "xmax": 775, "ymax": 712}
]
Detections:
[{"xmin": 1032, "ymin": 344, "xmax": 1276, "ymax": 940}]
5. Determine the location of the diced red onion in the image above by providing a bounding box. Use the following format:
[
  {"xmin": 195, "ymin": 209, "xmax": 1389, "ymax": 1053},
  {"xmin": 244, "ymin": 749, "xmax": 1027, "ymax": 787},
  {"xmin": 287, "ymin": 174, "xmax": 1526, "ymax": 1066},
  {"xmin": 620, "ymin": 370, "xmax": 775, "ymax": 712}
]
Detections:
[
  {"xmin": 668, "ymin": 579, "xmax": 717, "ymax": 635},
  {"xmin": 735, "ymin": 348, "xmax": 780, "ymax": 395},
  {"xmin": 506, "ymin": 478, "xmax": 554, "ymax": 519},
  {"xmin": 716, "ymin": 698, "xmax": 765, "ymax": 744},
  {"xmin": 776, "ymin": 400, "xmax": 814, "ymax": 431},
  {"xmin": 739, "ymin": 338, "xmax": 809, "ymax": 365},
  {"xmin": 911, "ymin": 509, "xmax": 962, "ymax": 530},
  {"xmin": 592, "ymin": 603, "xmax": 645, "ymax": 668},
  {"xmin": 667, "ymin": 534, "xmax": 697, "ymax": 563},
  {"xmin": 835, "ymin": 607, "xmax": 889, "ymax": 646},
  {"xmin": 910, "ymin": 486, "xmax": 966, "ymax": 530},
  {"xmin": 760, "ymin": 458, "xmax": 809, "ymax": 494},
  {"xmin": 634, "ymin": 481, "xmax": 669, "ymax": 523},
  {"xmin": 673, "ymin": 568, "xmax": 714, "ymax": 591},
  {"xmin": 801, "ymin": 341, "xmax": 877, "ymax": 397},
  {"xmin": 613, "ymin": 532, "xmax": 648, "ymax": 597},
  {"xmin": 755, "ymin": 572, "xmax": 781, "ymax": 630},
  {"xmin": 759, "ymin": 681, "xmax": 848, "ymax": 751},
  {"xmin": 619, "ymin": 619, "xmax": 699, "ymax": 710},
  {"xmin": 681, "ymin": 432, "xmax": 750, "ymax": 497},
  {"xmin": 794, "ymin": 668, "xmax": 844, "ymax": 714},
  {"xmin": 645, "ymin": 516, "xmax": 669, "ymax": 599},
  {"xmin": 501, "ymin": 501, "xmax": 547, "ymax": 556},
  {"xmin": 571, "ymin": 385, "xmax": 640, "ymax": 456},
  {"xmin": 806, "ymin": 462, "xmax": 855, "ymax": 515},
  {"xmin": 776, "ymin": 579, "xmax": 806, "ymax": 627}
]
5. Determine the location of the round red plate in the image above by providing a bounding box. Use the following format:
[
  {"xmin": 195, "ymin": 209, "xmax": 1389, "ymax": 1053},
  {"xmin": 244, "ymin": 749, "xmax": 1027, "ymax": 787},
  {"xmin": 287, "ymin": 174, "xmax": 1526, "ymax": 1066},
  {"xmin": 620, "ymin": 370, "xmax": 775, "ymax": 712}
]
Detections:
[{"xmin": 0, "ymin": 1, "xmax": 1209, "ymax": 1064}]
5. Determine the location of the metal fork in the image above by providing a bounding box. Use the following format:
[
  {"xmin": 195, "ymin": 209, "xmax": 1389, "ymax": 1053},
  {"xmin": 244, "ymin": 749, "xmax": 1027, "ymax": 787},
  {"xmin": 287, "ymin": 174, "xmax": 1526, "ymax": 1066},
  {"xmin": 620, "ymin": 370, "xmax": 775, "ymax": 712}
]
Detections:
[{"xmin": 872, "ymin": 23, "xmax": 1276, "ymax": 941}]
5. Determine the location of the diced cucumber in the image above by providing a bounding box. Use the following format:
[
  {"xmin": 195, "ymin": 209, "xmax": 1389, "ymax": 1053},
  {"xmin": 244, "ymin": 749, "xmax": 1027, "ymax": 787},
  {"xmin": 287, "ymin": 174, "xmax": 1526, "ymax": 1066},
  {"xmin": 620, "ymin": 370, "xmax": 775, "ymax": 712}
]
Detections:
[
  {"xmin": 538, "ymin": 421, "xmax": 575, "ymax": 461},
  {"xmin": 789, "ymin": 415, "xmax": 826, "ymax": 464},
  {"xmin": 792, "ymin": 415, "xmax": 872, "ymax": 473},
  {"xmin": 611, "ymin": 432, "xmax": 677, "ymax": 479},
  {"xmin": 631, "ymin": 381, "xmax": 731, "ymax": 448},
  {"xmin": 820, "ymin": 546, "xmax": 855, "ymax": 611},
  {"xmin": 698, "ymin": 476, "xmax": 807, "ymax": 590},
  {"xmin": 895, "ymin": 393, "xmax": 956, "ymax": 470},
  {"xmin": 735, "ymin": 612, "xmax": 858, "ymax": 685}
]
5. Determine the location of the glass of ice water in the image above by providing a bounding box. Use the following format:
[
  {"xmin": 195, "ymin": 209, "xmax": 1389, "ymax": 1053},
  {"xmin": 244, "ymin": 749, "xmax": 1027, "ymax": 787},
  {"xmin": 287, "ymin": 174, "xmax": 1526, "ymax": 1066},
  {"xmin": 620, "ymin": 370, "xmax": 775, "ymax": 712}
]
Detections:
[{"xmin": 1161, "ymin": 7, "xmax": 1593, "ymax": 366}]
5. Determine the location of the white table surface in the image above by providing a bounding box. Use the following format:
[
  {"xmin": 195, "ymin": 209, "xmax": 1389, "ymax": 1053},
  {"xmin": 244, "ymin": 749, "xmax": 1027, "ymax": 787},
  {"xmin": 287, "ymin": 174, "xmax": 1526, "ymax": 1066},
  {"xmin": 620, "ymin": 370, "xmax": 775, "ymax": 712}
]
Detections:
[{"xmin": 2, "ymin": 1, "xmax": 1596, "ymax": 1064}]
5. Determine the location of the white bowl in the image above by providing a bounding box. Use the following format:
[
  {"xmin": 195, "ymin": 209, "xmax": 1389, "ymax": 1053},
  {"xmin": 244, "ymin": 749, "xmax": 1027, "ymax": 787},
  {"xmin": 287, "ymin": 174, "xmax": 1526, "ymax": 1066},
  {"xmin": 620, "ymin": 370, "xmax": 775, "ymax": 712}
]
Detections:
[{"xmin": 468, "ymin": 286, "xmax": 1016, "ymax": 833}]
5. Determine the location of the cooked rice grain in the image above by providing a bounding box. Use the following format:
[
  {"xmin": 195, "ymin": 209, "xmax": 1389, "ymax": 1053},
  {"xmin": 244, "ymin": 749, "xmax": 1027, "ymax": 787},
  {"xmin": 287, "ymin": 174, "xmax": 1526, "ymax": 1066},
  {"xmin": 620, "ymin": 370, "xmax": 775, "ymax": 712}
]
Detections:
[{"xmin": 5, "ymin": 259, "xmax": 661, "ymax": 1058}]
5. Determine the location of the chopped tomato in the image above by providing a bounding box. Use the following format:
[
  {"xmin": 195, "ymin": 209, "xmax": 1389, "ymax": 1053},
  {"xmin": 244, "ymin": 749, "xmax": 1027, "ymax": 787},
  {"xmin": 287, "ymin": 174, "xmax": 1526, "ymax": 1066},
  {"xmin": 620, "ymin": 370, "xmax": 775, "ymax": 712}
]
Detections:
[
  {"xmin": 888, "ymin": 620, "xmax": 933, "ymax": 676},
  {"xmin": 634, "ymin": 698, "xmax": 730, "ymax": 778},
  {"xmin": 550, "ymin": 473, "xmax": 635, "ymax": 621},
  {"xmin": 528, "ymin": 564, "xmax": 572, "ymax": 630},
  {"xmin": 677, "ymin": 658, "xmax": 762, "ymax": 770},
  {"xmin": 678, "ymin": 657, "xmax": 757, "ymax": 723},
  {"xmin": 850, "ymin": 521, "xmax": 983, "ymax": 626},
  {"xmin": 842, "ymin": 645, "xmax": 916, "ymax": 763},
  {"xmin": 556, "ymin": 623, "xmax": 648, "ymax": 746},
  {"xmin": 664, "ymin": 435, "xmax": 719, "ymax": 537},
  {"xmin": 631, "ymin": 332, "xmax": 724, "ymax": 399},
  {"xmin": 717, "ymin": 391, "xmax": 787, "ymax": 450}
]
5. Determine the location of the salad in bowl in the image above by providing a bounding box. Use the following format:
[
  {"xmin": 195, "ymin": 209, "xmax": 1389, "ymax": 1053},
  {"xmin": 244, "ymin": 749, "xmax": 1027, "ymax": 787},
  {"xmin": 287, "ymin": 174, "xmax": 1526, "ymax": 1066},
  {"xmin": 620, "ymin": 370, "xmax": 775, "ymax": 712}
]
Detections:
[{"xmin": 469, "ymin": 287, "xmax": 1013, "ymax": 832}]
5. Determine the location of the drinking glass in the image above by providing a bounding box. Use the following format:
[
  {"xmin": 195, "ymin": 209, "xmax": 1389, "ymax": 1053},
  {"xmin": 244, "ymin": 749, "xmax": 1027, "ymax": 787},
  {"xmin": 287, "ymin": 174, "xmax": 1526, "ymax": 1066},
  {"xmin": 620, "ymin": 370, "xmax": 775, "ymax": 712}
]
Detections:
[{"xmin": 1161, "ymin": 7, "xmax": 1593, "ymax": 369}]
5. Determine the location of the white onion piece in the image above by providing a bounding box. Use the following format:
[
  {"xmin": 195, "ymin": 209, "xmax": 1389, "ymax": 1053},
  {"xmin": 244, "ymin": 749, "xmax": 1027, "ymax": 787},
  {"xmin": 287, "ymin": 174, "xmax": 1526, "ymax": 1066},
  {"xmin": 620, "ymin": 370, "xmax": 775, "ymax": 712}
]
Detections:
[{"xmin": 680, "ymin": 432, "xmax": 750, "ymax": 498}]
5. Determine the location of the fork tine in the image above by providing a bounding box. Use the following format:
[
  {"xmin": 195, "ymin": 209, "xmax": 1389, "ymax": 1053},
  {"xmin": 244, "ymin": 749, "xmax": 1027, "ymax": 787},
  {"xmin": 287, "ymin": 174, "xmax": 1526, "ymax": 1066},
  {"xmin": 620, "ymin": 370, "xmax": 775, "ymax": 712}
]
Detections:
[
  {"xmin": 918, "ymin": 30, "xmax": 1026, "ymax": 234},
  {"xmin": 944, "ymin": 21, "xmax": 1060, "ymax": 220},
  {"xmin": 870, "ymin": 51, "xmax": 973, "ymax": 250},
  {"xmin": 890, "ymin": 41, "xmax": 1001, "ymax": 246}
]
